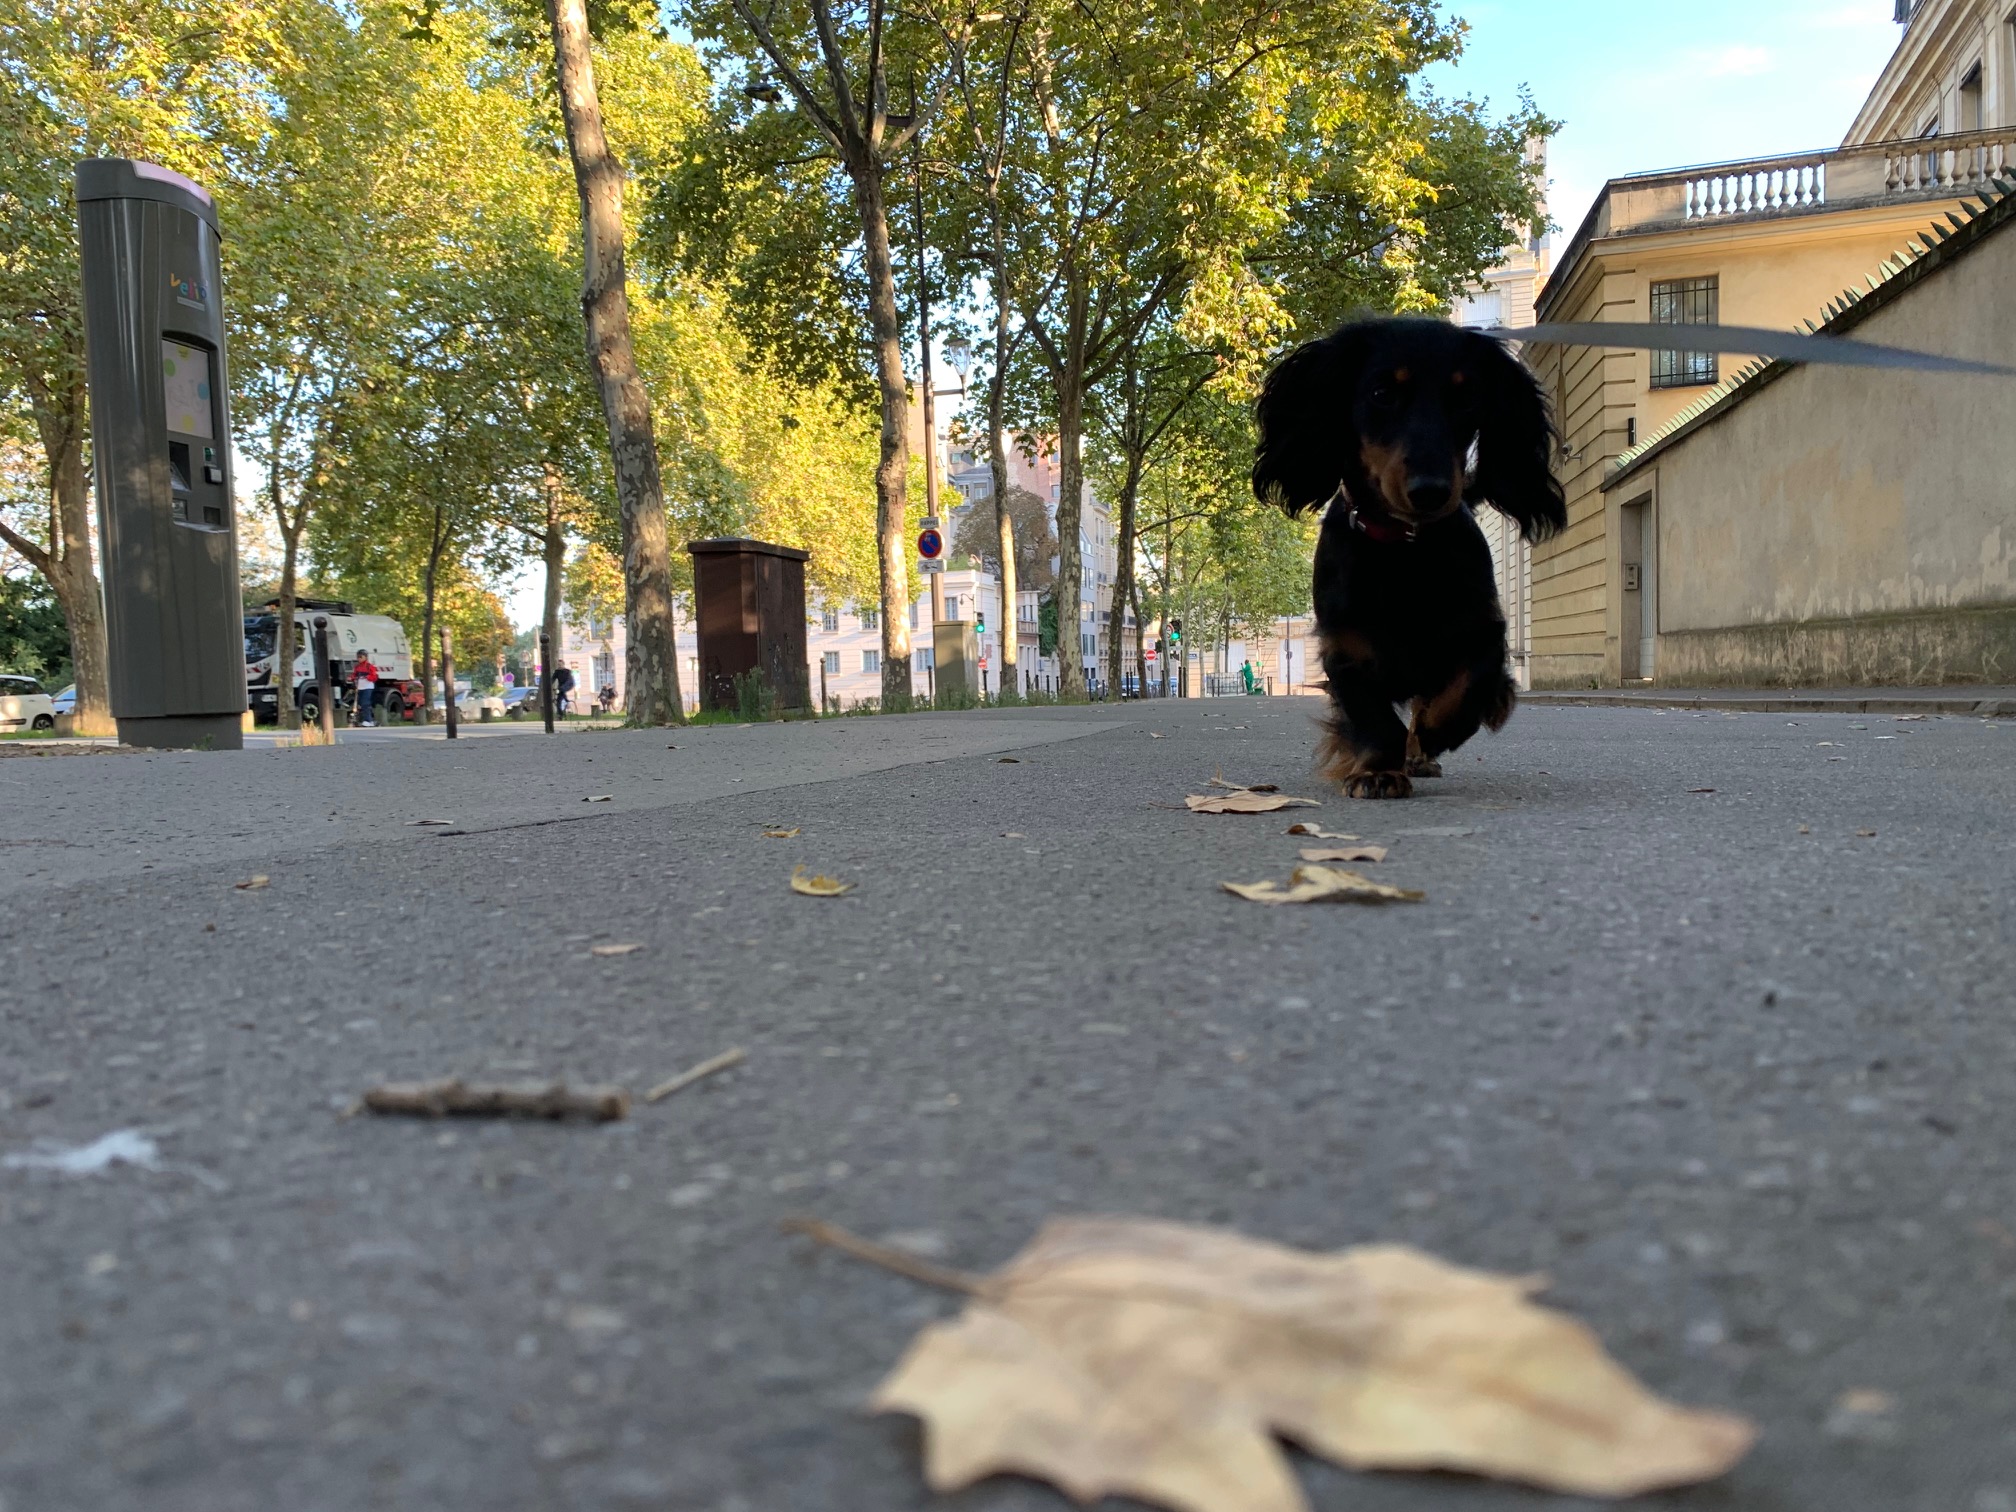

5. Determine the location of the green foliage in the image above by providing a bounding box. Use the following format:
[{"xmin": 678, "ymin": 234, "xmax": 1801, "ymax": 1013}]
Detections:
[
  {"xmin": 0, "ymin": 572, "xmax": 71, "ymax": 685},
  {"xmin": 732, "ymin": 667, "xmax": 777, "ymax": 721},
  {"xmin": 1036, "ymin": 589, "xmax": 1059, "ymax": 658}
]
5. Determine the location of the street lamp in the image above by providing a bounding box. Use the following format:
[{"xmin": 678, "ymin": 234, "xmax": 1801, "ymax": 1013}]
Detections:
[{"xmin": 942, "ymin": 337, "xmax": 972, "ymax": 391}]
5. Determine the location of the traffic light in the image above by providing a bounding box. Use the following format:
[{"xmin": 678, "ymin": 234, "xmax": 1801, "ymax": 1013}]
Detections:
[
  {"xmin": 1169, "ymin": 617, "xmax": 1183, "ymax": 644},
  {"xmin": 1154, "ymin": 638, "xmax": 1164, "ymax": 654},
  {"xmin": 975, "ymin": 610, "xmax": 986, "ymax": 634}
]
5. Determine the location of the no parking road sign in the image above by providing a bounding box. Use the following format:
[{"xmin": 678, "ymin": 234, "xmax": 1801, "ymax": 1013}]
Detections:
[{"xmin": 917, "ymin": 517, "xmax": 945, "ymax": 574}]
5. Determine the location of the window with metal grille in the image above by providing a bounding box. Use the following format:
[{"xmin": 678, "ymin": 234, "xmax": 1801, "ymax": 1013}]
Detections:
[{"xmin": 1649, "ymin": 277, "xmax": 1718, "ymax": 388}]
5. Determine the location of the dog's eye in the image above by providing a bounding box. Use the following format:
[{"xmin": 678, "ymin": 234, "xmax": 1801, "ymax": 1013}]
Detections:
[{"xmin": 1366, "ymin": 382, "xmax": 1398, "ymax": 408}]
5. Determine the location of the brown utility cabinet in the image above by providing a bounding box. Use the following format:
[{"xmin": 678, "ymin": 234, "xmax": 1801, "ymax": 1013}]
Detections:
[{"xmin": 687, "ymin": 537, "xmax": 811, "ymax": 713}]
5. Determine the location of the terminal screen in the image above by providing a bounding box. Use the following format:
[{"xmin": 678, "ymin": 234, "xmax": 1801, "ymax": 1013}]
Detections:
[{"xmin": 162, "ymin": 341, "xmax": 215, "ymax": 440}]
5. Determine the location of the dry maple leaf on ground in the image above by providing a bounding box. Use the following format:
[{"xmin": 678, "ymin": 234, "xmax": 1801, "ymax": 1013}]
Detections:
[
  {"xmin": 1187, "ymin": 790, "xmax": 1320, "ymax": 814},
  {"xmin": 1285, "ymin": 822, "xmax": 1357, "ymax": 839},
  {"xmin": 790, "ymin": 865, "xmax": 854, "ymax": 897},
  {"xmin": 787, "ymin": 1216, "xmax": 1754, "ymax": 1512},
  {"xmin": 762, "ymin": 826, "xmax": 801, "ymax": 838},
  {"xmin": 1223, "ymin": 865, "xmax": 1422, "ymax": 905},
  {"xmin": 1298, "ymin": 845, "xmax": 1387, "ymax": 864}
]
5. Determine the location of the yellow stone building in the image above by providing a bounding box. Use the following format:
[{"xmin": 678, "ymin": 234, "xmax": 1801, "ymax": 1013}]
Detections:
[{"xmin": 1525, "ymin": 0, "xmax": 2016, "ymax": 686}]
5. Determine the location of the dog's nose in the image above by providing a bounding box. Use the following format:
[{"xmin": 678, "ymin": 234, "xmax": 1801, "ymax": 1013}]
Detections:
[{"xmin": 1405, "ymin": 477, "xmax": 1453, "ymax": 514}]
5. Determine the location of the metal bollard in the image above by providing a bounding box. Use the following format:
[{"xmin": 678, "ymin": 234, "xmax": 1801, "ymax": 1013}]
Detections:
[
  {"xmin": 539, "ymin": 630, "xmax": 555, "ymax": 734},
  {"xmin": 312, "ymin": 616, "xmax": 335, "ymax": 744},
  {"xmin": 441, "ymin": 628, "xmax": 458, "ymax": 740}
]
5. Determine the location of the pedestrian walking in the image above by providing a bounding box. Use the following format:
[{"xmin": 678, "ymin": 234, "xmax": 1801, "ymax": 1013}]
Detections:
[{"xmin": 352, "ymin": 652, "xmax": 380, "ymax": 726}]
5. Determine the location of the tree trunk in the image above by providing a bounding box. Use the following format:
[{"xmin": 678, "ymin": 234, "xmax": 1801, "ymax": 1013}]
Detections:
[
  {"xmin": 274, "ymin": 528, "xmax": 301, "ymax": 728},
  {"xmin": 987, "ymin": 249, "xmax": 1018, "ymax": 701},
  {"xmin": 1052, "ymin": 334, "xmax": 1086, "ymax": 700},
  {"xmin": 419, "ymin": 506, "xmax": 447, "ymax": 707},
  {"xmin": 546, "ymin": 0, "xmax": 685, "ymax": 727},
  {"xmin": 852, "ymin": 159, "xmax": 914, "ymax": 710},
  {"xmin": 4, "ymin": 381, "xmax": 114, "ymax": 734},
  {"xmin": 1105, "ymin": 447, "xmax": 1142, "ymax": 696},
  {"xmin": 1130, "ymin": 573, "xmax": 1147, "ymax": 695},
  {"xmin": 541, "ymin": 466, "xmax": 567, "ymax": 700}
]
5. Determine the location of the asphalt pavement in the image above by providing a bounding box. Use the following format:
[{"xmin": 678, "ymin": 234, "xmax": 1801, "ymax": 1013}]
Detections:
[{"xmin": 2, "ymin": 696, "xmax": 2013, "ymax": 1512}]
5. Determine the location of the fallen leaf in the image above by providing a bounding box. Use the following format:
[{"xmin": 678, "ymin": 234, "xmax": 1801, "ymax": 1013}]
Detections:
[
  {"xmin": 1285, "ymin": 823, "xmax": 1358, "ymax": 840},
  {"xmin": 1149, "ymin": 732, "xmax": 1164, "ymax": 739},
  {"xmin": 1001, "ymin": 831, "xmax": 1026, "ymax": 839},
  {"xmin": 235, "ymin": 875, "xmax": 270, "ymax": 891},
  {"xmin": 1798, "ymin": 824, "xmax": 1811, "ymax": 834},
  {"xmin": 1687, "ymin": 787, "xmax": 1716, "ymax": 794},
  {"xmin": 820, "ymin": 1216, "xmax": 1755, "ymax": 1509},
  {"xmin": 1209, "ymin": 774, "xmax": 1279, "ymax": 792},
  {"xmin": 1892, "ymin": 714, "xmax": 1926, "ymax": 721},
  {"xmin": 405, "ymin": 818, "xmax": 454, "ymax": 827},
  {"xmin": 589, "ymin": 942, "xmax": 644, "ymax": 957},
  {"xmin": 1222, "ymin": 864, "xmax": 1423, "ymax": 905},
  {"xmin": 1856, "ymin": 829, "xmax": 1877, "ymax": 837},
  {"xmin": 1187, "ymin": 791, "xmax": 1320, "ymax": 814},
  {"xmin": 583, "ymin": 794, "xmax": 613, "ymax": 803},
  {"xmin": 1297, "ymin": 845, "xmax": 1387, "ymax": 864},
  {"xmin": 763, "ymin": 827, "xmax": 802, "ymax": 839},
  {"xmin": 997, "ymin": 756, "xmax": 1023, "ymax": 763},
  {"xmin": 791, "ymin": 865, "xmax": 854, "ymax": 897}
]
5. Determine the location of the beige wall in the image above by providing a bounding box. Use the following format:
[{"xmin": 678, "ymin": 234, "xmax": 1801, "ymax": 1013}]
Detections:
[
  {"xmin": 1848, "ymin": 0, "xmax": 2016, "ymax": 144},
  {"xmin": 1526, "ymin": 198, "xmax": 1971, "ymax": 686},
  {"xmin": 1613, "ymin": 213, "xmax": 2016, "ymax": 685}
]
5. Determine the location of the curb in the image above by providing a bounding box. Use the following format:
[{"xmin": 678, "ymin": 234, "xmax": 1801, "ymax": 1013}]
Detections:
[{"xmin": 1524, "ymin": 692, "xmax": 2016, "ymax": 717}]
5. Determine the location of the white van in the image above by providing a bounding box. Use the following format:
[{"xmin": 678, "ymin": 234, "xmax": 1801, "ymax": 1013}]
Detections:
[{"xmin": 0, "ymin": 674, "xmax": 57, "ymax": 733}]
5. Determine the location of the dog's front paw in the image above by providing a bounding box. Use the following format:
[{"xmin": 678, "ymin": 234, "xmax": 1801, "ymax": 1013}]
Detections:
[
  {"xmin": 1405, "ymin": 755, "xmax": 1443, "ymax": 778},
  {"xmin": 1343, "ymin": 770, "xmax": 1413, "ymax": 800}
]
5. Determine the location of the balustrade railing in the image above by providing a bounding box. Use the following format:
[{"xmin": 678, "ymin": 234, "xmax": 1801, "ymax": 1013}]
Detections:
[
  {"xmin": 1682, "ymin": 160, "xmax": 1827, "ymax": 219},
  {"xmin": 1885, "ymin": 132, "xmax": 2014, "ymax": 192},
  {"xmin": 1600, "ymin": 127, "xmax": 2016, "ymax": 236}
]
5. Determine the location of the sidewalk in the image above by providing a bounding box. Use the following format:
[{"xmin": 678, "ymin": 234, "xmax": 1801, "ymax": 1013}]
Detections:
[{"xmin": 1524, "ymin": 684, "xmax": 2016, "ymax": 716}]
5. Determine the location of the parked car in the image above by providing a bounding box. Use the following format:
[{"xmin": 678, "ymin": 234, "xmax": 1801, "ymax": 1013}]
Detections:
[
  {"xmin": 0, "ymin": 674, "xmax": 57, "ymax": 733},
  {"xmin": 50, "ymin": 684, "xmax": 76, "ymax": 715},
  {"xmin": 428, "ymin": 690, "xmax": 505, "ymax": 720},
  {"xmin": 502, "ymin": 686, "xmax": 539, "ymax": 717}
]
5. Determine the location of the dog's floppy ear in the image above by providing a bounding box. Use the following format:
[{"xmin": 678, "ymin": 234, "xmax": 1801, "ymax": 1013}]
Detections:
[
  {"xmin": 1252, "ymin": 331, "xmax": 1358, "ymax": 517},
  {"xmin": 1464, "ymin": 332, "xmax": 1566, "ymax": 543}
]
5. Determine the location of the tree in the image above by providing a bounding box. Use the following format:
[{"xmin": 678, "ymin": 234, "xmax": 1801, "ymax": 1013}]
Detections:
[
  {"xmin": 676, "ymin": 0, "xmax": 982, "ymax": 710},
  {"xmin": 0, "ymin": 567, "xmax": 72, "ymax": 687},
  {"xmin": 950, "ymin": 483, "xmax": 1053, "ymax": 591},
  {"xmin": 0, "ymin": 0, "xmax": 296, "ymax": 734},
  {"xmin": 544, "ymin": 0, "xmax": 687, "ymax": 725},
  {"xmin": 228, "ymin": 0, "xmax": 450, "ymax": 727}
]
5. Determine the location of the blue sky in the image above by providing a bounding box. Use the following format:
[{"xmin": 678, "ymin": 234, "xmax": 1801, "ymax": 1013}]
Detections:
[{"xmin": 1426, "ymin": 1, "xmax": 1908, "ymax": 245}]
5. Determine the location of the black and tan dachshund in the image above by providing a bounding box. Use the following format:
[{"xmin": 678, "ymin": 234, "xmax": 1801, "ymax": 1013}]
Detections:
[{"xmin": 1252, "ymin": 315, "xmax": 1566, "ymax": 798}]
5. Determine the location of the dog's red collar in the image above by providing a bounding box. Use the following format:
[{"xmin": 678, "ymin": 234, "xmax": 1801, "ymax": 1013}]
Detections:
[
  {"xmin": 1346, "ymin": 505, "xmax": 1418, "ymax": 544},
  {"xmin": 1330, "ymin": 489, "xmax": 1421, "ymax": 544}
]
